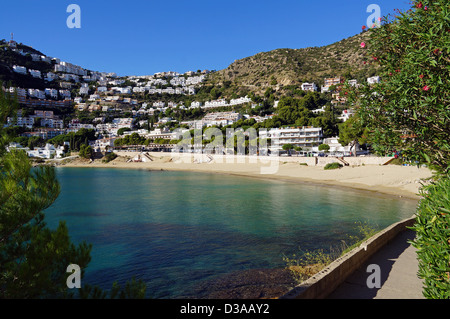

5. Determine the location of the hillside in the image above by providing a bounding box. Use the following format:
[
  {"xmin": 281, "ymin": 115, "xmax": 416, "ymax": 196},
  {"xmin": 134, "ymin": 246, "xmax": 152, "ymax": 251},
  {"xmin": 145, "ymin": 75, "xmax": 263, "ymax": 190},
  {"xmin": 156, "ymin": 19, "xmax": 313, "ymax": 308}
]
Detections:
[
  {"xmin": 206, "ymin": 31, "xmax": 378, "ymax": 96},
  {"xmin": 0, "ymin": 41, "xmax": 57, "ymax": 90}
]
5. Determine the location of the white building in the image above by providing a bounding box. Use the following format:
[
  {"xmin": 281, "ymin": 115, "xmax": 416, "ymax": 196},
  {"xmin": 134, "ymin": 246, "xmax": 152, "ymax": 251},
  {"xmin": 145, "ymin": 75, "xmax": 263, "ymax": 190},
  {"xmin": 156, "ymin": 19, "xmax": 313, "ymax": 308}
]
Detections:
[
  {"xmin": 89, "ymin": 94, "xmax": 100, "ymax": 101},
  {"xmin": 8, "ymin": 87, "xmax": 26, "ymax": 98},
  {"xmin": 27, "ymin": 143, "xmax": 65, "ymax": 159},
  {"xmin": 348, "ymin": 79, "xmax": 358, "ymax": 87},
  {"xmin": 367, "ymin": 76, "xmax": 381, "ymax": 84},
  {"xmin": 45, "ymin": 72, "xmax": 57, "ymax": 82},
  {"xmin": 59, "ymin": 90, "xmax": 71, "ymax": 99},
  {"xmin": 321, "ymin": 77, "xmax": 343, "ymax": 93},
  {"xmin": 338, "ymin": 109, "xmax": 356, "ymax": 122},
  {"xmin": 202, "ymin": 111, "xmax": 242, "ymax": 127},
  {"xmin": 301, "ymin": 83, "xmax": 318, "ymax": 92},
  {"xmin": 13, "ymin": 65, "xmax": 27, "ymax": 75},
  {"xmin": 191, "ymin": 101, "xmax": 202, "ymax": 108},
  {"xmin": 90, "ymin": 137, "xmax": 117, "ymax": 151},
  {"xmin": 80, "ymin": 87, "xmax": 89, "ymax": 95},
  {"xmin": 41, "ymin": 118, "xmax": 64, "ymax": 129},
  {"xmin": 7, "ymin": 116, "xmax": 34, "ymax": 128},
  {"xmin": 204, "ymin": 99, "xmax": 227, "ymax": 109},
  {"xmin": 30, "ymin": 54, "xmax": 41, "ymax": 62},
  {"xmin": 28, "ymin": 89, "xmax": 45, "ymax": 99},
  {"xmin": 259, "ymin": 126, "xmax": 324, "ymax": 153},
  {"xmin": 153, "ymin": 101, "xmax": 165, "ymax": 108},
  {"xmin": 229, "ymin": 96, "xmax": 252, "ymax": 106}
]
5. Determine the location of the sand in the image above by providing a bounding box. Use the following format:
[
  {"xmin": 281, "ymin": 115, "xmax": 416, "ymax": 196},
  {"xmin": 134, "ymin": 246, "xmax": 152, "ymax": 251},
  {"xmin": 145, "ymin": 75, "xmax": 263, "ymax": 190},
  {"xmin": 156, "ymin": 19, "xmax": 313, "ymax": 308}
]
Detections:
[
  {"xmin": 54, "ymin": 152, "xmax": 434, "ymax": 201},
  {"xmin": 51, "ymin": 152, "xmax": 434, "ymax": 298}
]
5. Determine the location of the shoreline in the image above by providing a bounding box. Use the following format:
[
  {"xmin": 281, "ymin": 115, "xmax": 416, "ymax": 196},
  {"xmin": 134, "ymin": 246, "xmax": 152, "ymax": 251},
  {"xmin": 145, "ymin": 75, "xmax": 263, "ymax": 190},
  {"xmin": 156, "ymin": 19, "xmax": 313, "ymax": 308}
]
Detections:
[
  {"xmin": 53, "ymin": 153, "xmax": 433, "ymax": 201},
  {"xmin": 50, "ymin": 153, "xmax": 433, "ymax": 299}
]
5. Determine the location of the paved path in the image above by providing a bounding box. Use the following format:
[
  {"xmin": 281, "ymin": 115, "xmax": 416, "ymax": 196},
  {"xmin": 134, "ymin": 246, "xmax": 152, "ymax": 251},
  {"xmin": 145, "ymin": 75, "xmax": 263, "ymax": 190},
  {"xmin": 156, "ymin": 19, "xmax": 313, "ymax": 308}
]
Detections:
[{"xmin": 327, "ymin": 229, "xmax": 425, "ymax": 299}]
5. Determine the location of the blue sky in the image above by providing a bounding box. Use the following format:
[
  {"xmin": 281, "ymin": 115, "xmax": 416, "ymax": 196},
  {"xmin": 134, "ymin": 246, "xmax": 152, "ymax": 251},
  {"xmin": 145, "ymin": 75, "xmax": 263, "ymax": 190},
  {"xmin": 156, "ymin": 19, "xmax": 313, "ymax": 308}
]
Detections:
[{"xmin": 0, "ymin": 0, "xmax": 412, "ymax": 76}]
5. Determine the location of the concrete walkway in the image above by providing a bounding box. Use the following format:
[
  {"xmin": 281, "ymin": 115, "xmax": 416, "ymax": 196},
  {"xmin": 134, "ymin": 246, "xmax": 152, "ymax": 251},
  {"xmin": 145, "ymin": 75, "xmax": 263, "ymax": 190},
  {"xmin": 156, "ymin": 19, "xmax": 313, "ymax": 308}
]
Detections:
[{"xmin": 327, "ymin": 229, "xmax": 425, "ymax": 299}]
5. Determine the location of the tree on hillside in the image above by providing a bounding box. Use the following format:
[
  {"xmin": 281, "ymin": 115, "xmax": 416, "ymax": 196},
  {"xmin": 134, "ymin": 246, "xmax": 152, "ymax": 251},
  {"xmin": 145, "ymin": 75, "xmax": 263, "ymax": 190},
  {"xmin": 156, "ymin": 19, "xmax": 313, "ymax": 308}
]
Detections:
[
  {"xmin": 318, "ymin": 144, "xmax": 330, "ymax": 153},
  {"xmin": 0, "ymin": 85, "xmax": 147, "ymax": 298},
  {"xmin": 0, "ymin": 85, "xmax": 92, "ymax": 298},
  {"xmin": 338, "ymin": 115, "xmax": 370, "ymax": 156},
  {"xmin": 276, "ymin": 97, "xmax": 313, "ymax": 126},
  {"xmin": 282, "ymin": 143, "xmax": 294, "ymax": 155}
]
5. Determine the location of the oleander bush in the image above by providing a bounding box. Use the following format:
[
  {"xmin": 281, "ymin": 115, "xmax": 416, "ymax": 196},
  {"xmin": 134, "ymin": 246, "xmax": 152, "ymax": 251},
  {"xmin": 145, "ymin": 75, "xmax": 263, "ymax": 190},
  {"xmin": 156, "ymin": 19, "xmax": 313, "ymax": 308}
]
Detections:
[
  {"xmin": 347, "ymin": 0, "xmax": 450, "ymax": 298},
  {"xmin": 410, "ymin": 176, "xmax": 450, "ymax": 299}
]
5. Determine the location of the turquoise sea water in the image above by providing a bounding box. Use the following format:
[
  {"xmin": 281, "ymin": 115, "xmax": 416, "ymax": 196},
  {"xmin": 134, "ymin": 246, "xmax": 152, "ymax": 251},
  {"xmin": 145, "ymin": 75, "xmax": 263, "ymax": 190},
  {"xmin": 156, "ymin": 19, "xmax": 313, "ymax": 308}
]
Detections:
[{"xmin": 43, "ymin": 167, "xmax": 418, "ymax": 298}]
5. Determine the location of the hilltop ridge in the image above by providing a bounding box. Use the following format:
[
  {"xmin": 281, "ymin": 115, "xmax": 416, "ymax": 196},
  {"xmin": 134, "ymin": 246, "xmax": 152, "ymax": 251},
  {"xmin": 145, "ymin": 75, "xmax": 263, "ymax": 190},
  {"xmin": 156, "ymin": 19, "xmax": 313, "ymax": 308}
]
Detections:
[{"xmin": 206, "ymin": 31, "xmax": 377, "ymax": 96}]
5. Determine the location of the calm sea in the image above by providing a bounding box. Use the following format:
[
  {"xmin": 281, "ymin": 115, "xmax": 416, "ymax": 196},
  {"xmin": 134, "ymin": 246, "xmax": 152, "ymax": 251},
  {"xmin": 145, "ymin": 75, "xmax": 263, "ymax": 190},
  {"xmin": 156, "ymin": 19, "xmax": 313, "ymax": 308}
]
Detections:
[{"xmin": 43, "ymin": 167, "xmax": 418, "ymax": 298}]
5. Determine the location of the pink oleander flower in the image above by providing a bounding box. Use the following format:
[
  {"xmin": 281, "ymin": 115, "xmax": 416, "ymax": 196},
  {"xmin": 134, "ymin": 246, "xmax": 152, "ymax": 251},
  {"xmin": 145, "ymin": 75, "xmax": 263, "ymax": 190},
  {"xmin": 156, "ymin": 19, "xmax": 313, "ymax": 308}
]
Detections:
[
  {"xmin": 423, "ymin": 85, "xmax": 430, "ymax": 91},
  {"xmin": 360, "ymin": 42, "xmax": 366, "ymax": 48},
  {"xmin": 419, "ymin": 74, "xmax": 424, "ymax": 79},
  {"xmin": 417, "ymin": 2, "xmax": 423, "ymax": 9},
  {"xmin": 362, "ymin": 25, "xmax": 366, "ymax": 30}
]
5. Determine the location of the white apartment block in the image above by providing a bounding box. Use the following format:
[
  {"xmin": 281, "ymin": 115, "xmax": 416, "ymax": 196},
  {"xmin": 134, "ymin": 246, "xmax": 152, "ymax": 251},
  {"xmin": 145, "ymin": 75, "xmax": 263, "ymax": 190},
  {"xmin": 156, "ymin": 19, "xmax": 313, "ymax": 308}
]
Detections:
[
  {"xmin": 301, "ymin": 83, "xmax": 318, "ymax": 92},
  {"xmin": 338, "ymin": 109, "xmax": 356, "ymax": 122},
  {"xmin": 367, "ymin": 76, "xmax": 381, "ymax": 84},
  {"xmin": 170, "ymin": 77, "xmax": 186, "ymax": 86},
  {"xmin": 204, "ymin": 99, "xmax": 227, "ymax": 108},
  {"xmin": 186, "ymin": 75, "xmax": 206, "ymax": 86},
  {"xmin": 59, "ymin": 90, "xmax": 71, "ymax": 99},
  {"xmin": 13, "ymin": 65, "xmax": 27, "ymax": 74},
  {"xmin": 153, "ymin": 101, "xmax": 165, "ymax": 108},
  {"xmin": 54, "ymin": 62, "xmax": 87, "ymax": 76},
  {"xmin": 112, "ymin": 118, "xmax": 133, "ymax": 127},
  {"xmin": 89, "ymin": 94, "xmax": 100, "ymax": 101},
  {"xmin": 34, "ymin": 110, "xmax": 55, "ymax": 119},
  {"xmin": 8, "ymin": 87, "xmax": 26, "ymax": 97},
  {"xmin": 45, "ymin": 88, "xmax": 58, "ymax": 99},
  {"xmin": 80, "ymin": 87, "xmax": 89, "ymax": 95},
  {"xmin": 45, "ymin": 72, "xmax": 57, "ymax": 82},
  {"xmin": 348, "ymin": 79, "xmax": 358, "ymax": 87},
  {"xmin": 41, "ymin": 118, "xmax": 64, "ymax": 129},
  {"xmin": 321, "ymin": 77, "xmax": 343, "ymax": 93},
  {"xmin": 30, "ymin": 54, "xmax": 41, "ymax": 62},
  {"xmin": 202, "ymin": 111, "xmax": 242, "ymax": 127},
  {"xmin": 28, "ymin": 89, "xmax": 45, "ymax": 99},
  {"xmin": 259, "ymin": 126, "xmax": 324, "ymax": 152},
  {"xmin": 41, "ymin": 56, "xmax": 52, "ymax": 63},
  {"xmin": 68, "ymin": 120, "xmax": 95, "ymax": 130},
  {"xmin": 7, "ymin": 116, "xmax": 34, "ymax": 129},
  {"xmin": 191, "ymin": 101, "xmax": 202, "ymax": 108},
  {"xmin": 229, "ymin": 96, "xmax": 252, "ymax": 106}
]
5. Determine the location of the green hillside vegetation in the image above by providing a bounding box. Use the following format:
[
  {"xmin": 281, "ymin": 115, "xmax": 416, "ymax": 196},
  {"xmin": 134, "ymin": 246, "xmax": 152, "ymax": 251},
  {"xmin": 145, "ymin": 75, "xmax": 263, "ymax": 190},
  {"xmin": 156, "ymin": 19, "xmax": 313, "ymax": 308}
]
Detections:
[{"xmin": 206, "ymin": 31, "xmax": 379, "ymax": 97}]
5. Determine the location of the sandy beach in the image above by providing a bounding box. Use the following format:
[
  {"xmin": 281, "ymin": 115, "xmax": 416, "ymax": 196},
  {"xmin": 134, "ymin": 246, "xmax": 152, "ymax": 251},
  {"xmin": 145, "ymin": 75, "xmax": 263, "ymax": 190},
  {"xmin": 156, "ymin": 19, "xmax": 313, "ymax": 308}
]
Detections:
[
  {"xmin": 51, "ymin": 152, "xmax": 434, "ymax": 299},
  {"xmin": 55, "ymin": 152, "xmax": 434, "ymax": 201}
]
